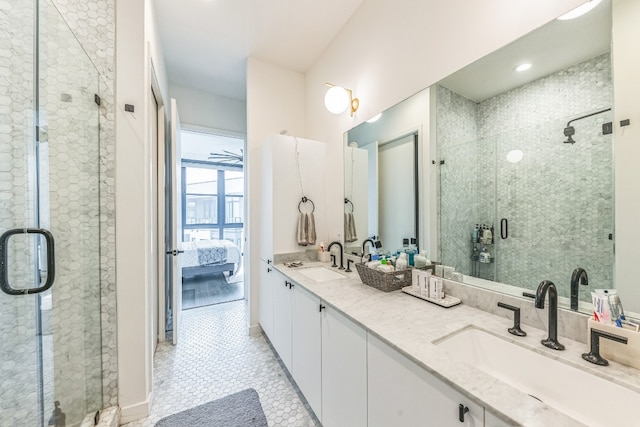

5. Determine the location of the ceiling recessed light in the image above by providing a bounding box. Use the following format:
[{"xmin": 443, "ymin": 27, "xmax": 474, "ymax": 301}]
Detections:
[
  {"xmin": 366, "ymin": 113, "xmax": 382, "ymax": 123},
  {"xmin": 557, "ymin": 0, "xmax": 602, "ymax": 20},
  {"xmin": 514, "ymin": 63, "xmax": 532, "ymax": 72}
]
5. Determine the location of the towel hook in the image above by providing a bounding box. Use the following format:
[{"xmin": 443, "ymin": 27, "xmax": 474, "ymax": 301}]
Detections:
[
  {"xmin": 298, "ymin": 196, "xmax": 315, "ymax": 213},
  {"xmin": 344, "ymin": 198, "xmax": 354, "ymax": 213}
]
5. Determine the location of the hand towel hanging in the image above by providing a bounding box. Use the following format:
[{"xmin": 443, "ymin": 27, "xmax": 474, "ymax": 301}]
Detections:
[{"xmin": 297, "ymin": 212, "xmax": 308, "ymax": 246}]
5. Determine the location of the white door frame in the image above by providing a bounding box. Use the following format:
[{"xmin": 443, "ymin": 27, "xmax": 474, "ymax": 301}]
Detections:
[{"xmin": 150, "ymin": 61, "xmax": 167, "ymax": 343}]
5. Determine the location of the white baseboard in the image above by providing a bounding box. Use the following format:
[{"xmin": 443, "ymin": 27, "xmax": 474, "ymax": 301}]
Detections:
[
  {"xmin": 119, "ymin": 391, "xmax": 153, "ymax": 424},
  {"xmin": 249, "ymin": 323, "xmax": 263, "ymax": 337}
]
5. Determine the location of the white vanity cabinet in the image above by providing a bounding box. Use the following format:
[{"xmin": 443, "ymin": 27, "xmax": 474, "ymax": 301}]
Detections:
[
  {"xmin": 258, "ymin": 260, "xmax": 274, "ymax": 339},
  {"xmin": 484, "ymin": 411, "xmax": 513, "ymax": 427},
  {"xmin": 271, "ymin": 270, "xmax": 293, "ymax": 371},
  {"xmin": 321, "ymin": 306, "xmax": 368, "ymax": 427},
  {"xmin": 367, "ymin": 334, "xmax": 483, "ymax": 427},
  {"xmin": 291, "ymin": 284, "xmax": 322, "ymax": 420}
]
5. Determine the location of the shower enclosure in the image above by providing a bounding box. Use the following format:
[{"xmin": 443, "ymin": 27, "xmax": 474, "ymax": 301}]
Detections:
[
  {"xmin": 0, "ymin": 1, "xmax": 103, "ymax": 426},
  {"xmin": 437, "ymin": 51, "xmax": 615, "ymax": 301},
  {"xmin": 439, "ymin": 110, "xmax": 614, "ymax": 295}
]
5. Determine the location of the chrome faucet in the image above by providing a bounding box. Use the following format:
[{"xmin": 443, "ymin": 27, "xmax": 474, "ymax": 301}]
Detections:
[
  {"xmin": 328, "ymin": 241, "xmax": 345, "ymax": 270},
  {"xmin": 535, "ymin": 280, "xmax": 565, "ymax": 350},
  {"xmin": 570, "ymin": 267, "xmax": 588, "ymax": 311},
  {"xmin": 362, "ymin": 238, "xmax": 374, "ymax": 257}
]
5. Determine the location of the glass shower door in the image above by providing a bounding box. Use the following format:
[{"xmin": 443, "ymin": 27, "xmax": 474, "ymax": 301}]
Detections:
[
  {"xmin": 495, "ymin": 112, "xmax": 614, "ymax": 297},
  {"xmin": 0, "ymin": 0, "xmax": 102, "ymax": 425}
]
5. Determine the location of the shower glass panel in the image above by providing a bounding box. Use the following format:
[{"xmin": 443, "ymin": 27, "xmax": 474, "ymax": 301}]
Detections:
[
  {"xmin": 0, "ymin": 0, "xmax": 102, "ymax": 426},
  {"xmin": 494, "ymin": 112, "xmax": 614, "ymax": 296},
  {"xmin": 439, "ymin": 109, "xmax": 614, "ymax": 300}
]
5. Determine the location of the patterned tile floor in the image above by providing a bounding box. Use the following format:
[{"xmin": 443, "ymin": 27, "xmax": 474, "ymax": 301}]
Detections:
[{"xmin": 123, "ymin": 300, "xmax": 320, "ymax": 427}]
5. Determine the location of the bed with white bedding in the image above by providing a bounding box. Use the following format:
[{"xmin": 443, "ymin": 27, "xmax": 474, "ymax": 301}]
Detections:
[{"xmin": 180, "ymin": 239, "xmax": 241, "ymax": 278}]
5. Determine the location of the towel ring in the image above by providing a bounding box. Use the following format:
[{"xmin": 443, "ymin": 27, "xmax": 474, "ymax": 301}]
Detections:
[
  {"xmin": 344, "ymin": 198, "xmax": 354, "ymax": 213},
  {"xmin": 298, "ymin": 196, "xmax": 315, "ymax": 213}
]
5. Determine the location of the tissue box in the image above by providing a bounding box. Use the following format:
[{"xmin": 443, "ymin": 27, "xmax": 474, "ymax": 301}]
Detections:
[{"xmin": 588, "ymin": 318, "xmax": 640, "ymax": 369}]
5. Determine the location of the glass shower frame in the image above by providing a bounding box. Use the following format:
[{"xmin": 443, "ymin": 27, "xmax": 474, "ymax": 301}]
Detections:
[{"xmin": 0, "ymin": 0, "xmax": 103, "ymax": 425}]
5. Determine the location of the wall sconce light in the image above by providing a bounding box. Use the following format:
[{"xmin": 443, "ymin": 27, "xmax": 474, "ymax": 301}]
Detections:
[{"xmin": 324, "ymin": 83, "xmax": 359, "ymax": 116}]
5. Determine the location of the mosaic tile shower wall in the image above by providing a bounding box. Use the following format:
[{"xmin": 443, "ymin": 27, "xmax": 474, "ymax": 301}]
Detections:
[
  {"xmin": 437, "ymin": 85, "xmax": 479, "ymax": 276},
  {"xmin": 0, "ymin": 0, "xmax": 116, "ymax": 424},
  {"xmin": 438, "ymin": 53, "xmax": 614, "ymax": 299},
  {"xmin": 50, "ymin": 0, "xmax": 118, "ymax": 408},
  {"xmin": 39, "ymin": 2, "xmax": 103, "ymax": 423}
]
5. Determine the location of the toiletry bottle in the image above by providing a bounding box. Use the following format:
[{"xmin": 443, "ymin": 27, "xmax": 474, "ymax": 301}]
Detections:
[
  {"xmin": 472, "ymin": 224, "xmax": 479, "ymax": 243},
  {"xmin": 396, "ymin": 252, "xmax": 408, "ymax": 270},
  {"xmin": 485, "ymin": 227, "xmax": 492, "ymax": 245},
  {"xmin": 377, "ymin": 258, "xmax": 393, "ymax": 272},
  {"xmin": 414, "ymin": 252, "xmax": 427, "ymax": 268},
  {"xmin": 480, "ymin": 247, "xmax": 489, "ymax": 263}
]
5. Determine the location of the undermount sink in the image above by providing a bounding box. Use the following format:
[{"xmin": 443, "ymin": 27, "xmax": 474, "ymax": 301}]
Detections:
[
  {"xmin": 435, "ymin": 327, "xmax": 639, "ymax": 427},
  {"xmin": 297, "ymin": 266, "xmax": 347, "ymax": 282}
]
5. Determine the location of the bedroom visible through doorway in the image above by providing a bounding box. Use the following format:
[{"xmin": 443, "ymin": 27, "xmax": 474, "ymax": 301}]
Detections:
[{"xmin": 179, "ymin": 129, "xmax": 245, "ymax": 310}]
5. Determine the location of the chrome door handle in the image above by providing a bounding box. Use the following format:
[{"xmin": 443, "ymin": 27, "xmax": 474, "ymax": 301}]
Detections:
[{"xmin": 0, "ymin": 228, "xmax": 55, "ymax": 295}]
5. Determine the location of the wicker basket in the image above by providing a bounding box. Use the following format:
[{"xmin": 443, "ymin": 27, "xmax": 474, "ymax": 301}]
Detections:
[{"xmin": 355, "ymin": 262, "xmax": 413, "ymax": 292}]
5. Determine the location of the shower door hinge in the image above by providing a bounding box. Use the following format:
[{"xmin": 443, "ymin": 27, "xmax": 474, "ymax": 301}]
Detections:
[
  {"xmin": 440, "ymin": 160, "xmax": 445, "ymax": 165},
  {"xmin": 94, "ymin": 94, "xmax": 101, "ymax": 106}
]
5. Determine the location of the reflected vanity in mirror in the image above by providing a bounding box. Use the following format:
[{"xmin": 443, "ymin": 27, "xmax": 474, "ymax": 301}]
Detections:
[{"xmin": 343, "ymin": 0, "xmax": 629, "ymax": 314}]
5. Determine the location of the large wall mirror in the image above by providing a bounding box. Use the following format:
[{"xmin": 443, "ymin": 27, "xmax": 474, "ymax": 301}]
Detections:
[
  {"xmin": 345, "ymin": 89, "xmax": 430, "ymax": 257},
  {"xmin": 344, "ymin": 0, "xmax": 631, "ymax": 315}
]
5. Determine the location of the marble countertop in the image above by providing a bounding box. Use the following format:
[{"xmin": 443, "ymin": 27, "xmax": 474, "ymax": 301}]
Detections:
[{"xmin": 274, "ymin": 261, "xmax": 640, "ymax": 427}]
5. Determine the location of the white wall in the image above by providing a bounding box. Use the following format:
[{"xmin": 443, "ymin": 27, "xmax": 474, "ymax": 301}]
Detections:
[
  {"xmin": 169, "ymin": 83, "xmax": 247, "ymax": 133},
  {"xmin": 304, "ymin": 0, "xmax": 585, "ymax": 251},
  {"xmin": 116, "ymin": 0, "xmax": 169, "ymax": 422},
  {"xmin": 246, "ymin": 57, "xmax": 306, "ymax": 331},
  {"xmin": 612, "ymin": 0, "xmax": 640, "ymax": 313}
]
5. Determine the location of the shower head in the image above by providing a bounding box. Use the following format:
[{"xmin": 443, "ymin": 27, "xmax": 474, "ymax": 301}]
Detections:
[{"xmin": 563, "ymin": 126, "xmax": 576, "ymax": 144}]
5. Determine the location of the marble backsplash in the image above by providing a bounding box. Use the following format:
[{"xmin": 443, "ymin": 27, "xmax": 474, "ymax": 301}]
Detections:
[{"xmin": 443, "ymin": 278, "xmax": 590, "ymax": 344}]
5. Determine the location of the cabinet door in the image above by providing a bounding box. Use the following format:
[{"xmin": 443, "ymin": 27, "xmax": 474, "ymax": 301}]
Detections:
[
  {"xmin": 485, "ymin": 411, "xmax": 513, "ymax": 427},
  {"xmin": 368, "ymin": 334, "xmax": 483, "ymax": 427},
  {"xmin": 321, "ymin": 306, "xmax": 367, "ymax": 427},
  {"xmin": 291, "ymin": 284, "xmax": 322, "ymax": 420},
  {"xmin": 272, "ymin": 270, "xmax": 293, "ymax": 371},
  {"xmin": 258, "ymin": 260, "xmax": 274, "ymax": 339}
]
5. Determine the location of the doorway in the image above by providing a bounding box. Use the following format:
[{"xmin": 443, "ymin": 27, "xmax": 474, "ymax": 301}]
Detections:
[{"xmin": 171, "ymin": 129, "xmax": 246, "ymax": 313}]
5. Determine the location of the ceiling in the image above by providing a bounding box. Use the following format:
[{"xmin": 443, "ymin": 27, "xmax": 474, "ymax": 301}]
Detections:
[
  {"xmin": 154, "ymin": 0, "xmax": 365, "ymax": 101},
  {"xmin": 439, "ymin": 0, "xmax": 611, "ymax": 103}
]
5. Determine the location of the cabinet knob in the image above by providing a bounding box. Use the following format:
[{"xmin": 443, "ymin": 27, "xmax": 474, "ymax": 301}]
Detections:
[
  {"xmin": 285, "ymin": 280, "xmax": 292, "ymax": 288},
  {"xmin": 319, "ymin": 304, "xmax": 326, "ymax": 312},
  {"xmin": 267, "ymin": 268, "xmax": 272, "ymax": 273},
  {"xmin": 458, "ymin": 404, "xmax": 469, "ymax": 422}
]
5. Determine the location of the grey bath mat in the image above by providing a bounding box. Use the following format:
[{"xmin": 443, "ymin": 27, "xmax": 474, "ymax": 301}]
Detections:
[{"xmin": 155, "ymin": 389, "xmax": 268, "ymax": 427}]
